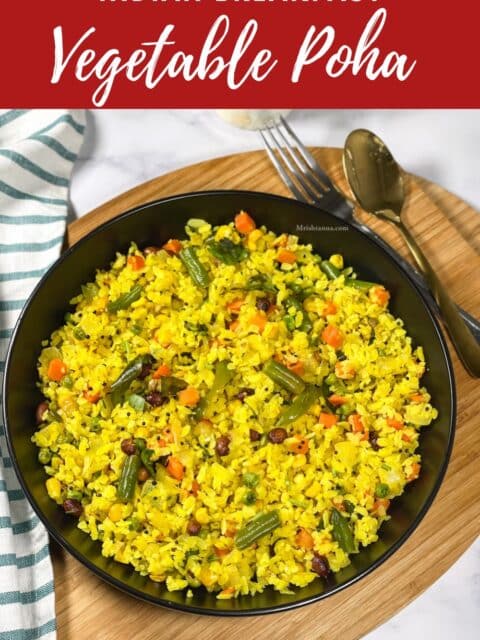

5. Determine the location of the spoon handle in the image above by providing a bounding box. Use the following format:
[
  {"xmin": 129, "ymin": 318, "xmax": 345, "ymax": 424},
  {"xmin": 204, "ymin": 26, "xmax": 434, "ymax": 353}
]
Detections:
[{"xmin": 394, "ymin": 218, "xmax": 480, "ymax": 377}]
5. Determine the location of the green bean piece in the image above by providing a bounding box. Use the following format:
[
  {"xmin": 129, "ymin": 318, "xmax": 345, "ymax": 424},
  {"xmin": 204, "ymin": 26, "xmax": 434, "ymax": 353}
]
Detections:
[
  {"xmin": 277, "ymin": 384, "xmax": 322, "ymax": 427},
  {"xmin": 263, "ymin": 359, "xmax": 305, "ymax": 395},
  {"xmin": 186, "ymin": 218, "xmax": 208, "ymax": 233},
  {"xmin": 107, "ymin": 284, "xmax": 143, "ymax": 314},
  {"xmin": 345, "ymin": 278, "xmax": 377, "ymax": 291},
  {"xmin": 117, "ymin": 454, "xmax": 141, "ymax": 501},
  {"xmin": 331, "ymin": 508, "xmax": 356, "ymax": 554},
  {"xmin": 244, "ymin": 274, "xmax": 277, "ymax": 294},
  {"xmin": 38, "ymin": 448, "xmax": 52, "ymax": 465},
  {"xmin": 140, "ymin": 448, "xmax": 155, "ymax": 476},
  {"xmin": 235, "ymin": 511, "xmax": 281, "ymax": 550},
  {"xmin": 320, "ymin": 260, "xmax": 341, "ymax": 280},
  {"xmin": 179, "ymin": 247, "xmax": 210, "ymax": 288},
  {"xmin": 206, "ymin": 238, "xmax": 249, "ymax": 265}
]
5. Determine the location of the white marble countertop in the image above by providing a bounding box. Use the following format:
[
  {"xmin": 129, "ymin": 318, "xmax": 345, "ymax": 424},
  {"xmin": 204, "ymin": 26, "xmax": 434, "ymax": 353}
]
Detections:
[{"xmin": 70, "ymin": 109, "xmax": 479, "ymax": 639}]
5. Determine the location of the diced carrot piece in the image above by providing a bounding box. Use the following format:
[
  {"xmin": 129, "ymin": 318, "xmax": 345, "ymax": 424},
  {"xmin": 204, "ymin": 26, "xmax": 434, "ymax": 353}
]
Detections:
[
  {"xmin": 372, "ymin": 498, "xmax": 390, "ymax": 516},
  {"xmin": 322, "ymin": 300, "xmax": 337, "ymax": 316},
  {"xmin": 83, "ymin": 390, "xmax": 101, "ymax": 404},
  {"xmin": 47, "ymin": 358, "xmax": 68, "ymax": 382},
  {"xmin": 219, "ymin": 586, "xmax": 235, "ymax": 597},
  {"xmin": 407, "ymin": 462, "xmax": 421, "ymax": 482},
  {"xmin": 190, "ymin": 480, "xmax": 200, "ymax": 496},
  {"xmin": 225, "ymin": 526, "xmax": 237, "ymax": 538},
  {"xmin": 227, "ymin": 298, "xmax": 244, "ymax": 314},
  {"xmin": 410, "ymin": 393, "xmax": 424, "ymax": 403},
  {"xmin": 401, "ymin": 432, "xmax": 413, "ymax": 443},
  {"xmin": 335, "ymin": 361, "xmax": 356, "ymax": 379},
  {"xmin": 234, "ymin": 211, "xmax": 256, "ymax": 234},
  {"xmin": 287, "ymin": 361, "xmax": 304, "ymax": 376},
  {"xmin": 214, "ymin": 546, "xmax": 230, "ymax": 558},
  {"xmin": 277, "ymin": 249, "xmax": 297, "ymax": 264},
  {"xmin": 250, "ymin": 312, "xmax": 267, "ymax": 333},
  {"xmin": 178, "ymin": 386, "xmax": 200, "ymax": 407},
  {"xmin": 127, "ymin": 255, "xmax": 145, "ymax": 271},
  {"xmin": 295, "ymin": 528, "xmax": 314, "ymax": 550},
  {"xmin": 162, "ymin": 239, "xmax": 183, "ymax": 254},
  {"xmin": 319, "ymin": 413, "xmax": 338, "ymax": 428},
  {"xmin": 328, "ymin": 394, "xmax": 347, "ymax": 407},
  {"xmin": 166, "ymin": 456, "xmax": 184, "ymax": 480},
  {"xmin": 287, "ymin": 435, "xmax": 309, "ymax": 455},
  {"xmin": 321, "ymin": 325, "xmax": 343, "ymax": 349},
  {"xmin": 152, "ymin": 364, "xmax": 171, "ymax": 379},
  {"xmin": 348, "ymin": 413, "xmax": 365, "ymax": 433},
  {"xmin": 369, "ymin": 286, "xmax": 390, "ymax": 306},
  {"xmin": 387, "ymin": 417, "xmax": 404, "ymax": 430},
  {"xmin": 158, "ymin": 438, "xmax": 167, "ymax": 448}
]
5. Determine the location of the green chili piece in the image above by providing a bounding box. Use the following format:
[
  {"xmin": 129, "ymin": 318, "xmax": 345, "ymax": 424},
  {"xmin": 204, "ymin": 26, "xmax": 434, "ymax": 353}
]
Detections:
[
  {"xmin": 206, "ymin": 238, "xmax": 248, "ymax": 265},
  {"xmin": 128, "ymin": 394, "xmax": 146, "ymax": 412},
  {"xmin": 107, "ymin": 284, "xmax": 143, "ymax": 314},
  {"xmin": 195, "ymin": 361, "xmax": 233, "ymax": 420},
  {"xmin": 140, "ymin": 448, "xmax": 155, "ymax": 476},
  {"xmin": 263, "ymin": 359, "xmax": 305, "ymax": 395},
  {"xmin": 160, "ymin": 376, "xmax": 188, "ymax": 396},
  {"xmin": 235, "ymin": 511, "xmax": 281, "ymax": 550},
  {"xmin": 110, "ymin": 354, "xmax": 153, "ymax": 404},
  {"xmin": 134, "ymin": 437, "xmax": 146, "ymax": 452},
  {"xmin": 179, "ymin": 247, "xmax": 209, "ymax": 288},
  {"xmin": 117, "ymin": 454, "xmax": 141, "ymax": 501},
  {"xmin": 320, "ymin": 260, "xmax": 341, "ymax": 280},
  {"xmin": 331, "ymin": 508, "xmax": 356, "ymax": 554},
  {"xmin": 81, "ymin": 282, "xmax": 99, "ymax": 302},
  {"xmin": 277, "ymin": 384, "xmax": 322, "ymax": 427}
]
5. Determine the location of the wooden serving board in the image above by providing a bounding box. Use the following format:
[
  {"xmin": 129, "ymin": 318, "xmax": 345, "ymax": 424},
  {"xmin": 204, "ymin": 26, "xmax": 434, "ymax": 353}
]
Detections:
[{"xmin": 56, "ymin": 148, "xmax": 480, "ymax": 640}]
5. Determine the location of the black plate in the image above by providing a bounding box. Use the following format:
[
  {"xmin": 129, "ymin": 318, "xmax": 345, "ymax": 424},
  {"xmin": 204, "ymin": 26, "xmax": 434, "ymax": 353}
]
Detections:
[{"xmin": 3, "ymin": 191, "xmax": 456, "ymax": 616}]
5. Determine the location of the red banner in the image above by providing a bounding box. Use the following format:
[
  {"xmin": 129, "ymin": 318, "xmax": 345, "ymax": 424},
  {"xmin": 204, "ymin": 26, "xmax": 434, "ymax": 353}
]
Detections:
[{"xmin": 1, "ymin": 0, "xmax": 478, "ymax": 107}]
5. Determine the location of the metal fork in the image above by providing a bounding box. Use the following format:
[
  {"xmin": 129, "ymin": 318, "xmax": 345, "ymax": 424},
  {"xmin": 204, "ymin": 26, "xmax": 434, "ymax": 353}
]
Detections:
[{"xmin": 260, "ymin": 116, "xmax": 480, "ymax": 342}]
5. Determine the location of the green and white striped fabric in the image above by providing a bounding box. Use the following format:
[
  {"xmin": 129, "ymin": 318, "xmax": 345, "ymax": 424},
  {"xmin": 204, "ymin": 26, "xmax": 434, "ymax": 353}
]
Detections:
[{"xmin": 0, "ymin": 109, "xmax": 85, "ymax": 640}]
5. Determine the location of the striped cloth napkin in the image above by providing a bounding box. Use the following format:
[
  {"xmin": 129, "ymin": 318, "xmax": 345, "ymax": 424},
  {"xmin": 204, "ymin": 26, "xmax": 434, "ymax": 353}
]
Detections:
[{"xmin": 0, "ymin": 110, "xmax": 85, "ymax": 640}]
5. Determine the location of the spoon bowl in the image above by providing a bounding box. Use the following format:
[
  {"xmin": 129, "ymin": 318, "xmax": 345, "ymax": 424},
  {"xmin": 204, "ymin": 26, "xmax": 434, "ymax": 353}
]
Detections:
[{"xmin": 343, "ymin": 128, "xmax": 480, "ymax": 377}]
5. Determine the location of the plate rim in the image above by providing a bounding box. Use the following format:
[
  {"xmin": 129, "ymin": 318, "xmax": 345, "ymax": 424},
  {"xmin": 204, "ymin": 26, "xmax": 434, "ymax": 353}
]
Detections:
[{"xmin": 2, "ymin": 189, "xmax": 456, "ymax": 616}]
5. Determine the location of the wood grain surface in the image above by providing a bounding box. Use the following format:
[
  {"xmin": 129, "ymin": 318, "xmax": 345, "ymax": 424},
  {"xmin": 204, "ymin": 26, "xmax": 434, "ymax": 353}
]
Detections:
[{"xmin": 57, "ymin": 148, "xmax": 480, "ymax": 640}]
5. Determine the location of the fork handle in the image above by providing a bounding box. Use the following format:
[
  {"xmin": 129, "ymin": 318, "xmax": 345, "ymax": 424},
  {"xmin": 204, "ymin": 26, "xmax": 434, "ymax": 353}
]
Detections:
[{"xmin": 349, "ymin": 216, "xmax": 480, "ymax": 343}]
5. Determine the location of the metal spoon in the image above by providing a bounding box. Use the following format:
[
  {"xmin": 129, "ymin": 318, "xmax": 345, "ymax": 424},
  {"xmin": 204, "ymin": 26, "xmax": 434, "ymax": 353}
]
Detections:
[{"xmin": 343, "ymin": 128, "xmax": 480, "ymax": 377}]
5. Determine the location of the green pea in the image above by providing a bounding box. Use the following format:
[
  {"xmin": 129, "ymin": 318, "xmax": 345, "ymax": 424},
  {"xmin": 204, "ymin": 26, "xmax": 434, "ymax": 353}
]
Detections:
[
  {"xmin": 244, "ymin": 490, "xmax": 257, "ymax": 506},
  {"xmin": 375, "ymin": 483, "xmax": 390, "ymax": 498},
  {"xmin": 67, "ymin": 489, "xmax": 83, "ymax": 501}
]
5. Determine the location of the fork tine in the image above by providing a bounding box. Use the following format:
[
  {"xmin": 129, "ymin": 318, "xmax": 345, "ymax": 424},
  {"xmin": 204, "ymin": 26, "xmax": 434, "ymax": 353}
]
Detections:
[
  {"xmin": 260, "ymin": 129, "xmax": 307, "ymax": 203},
  {"xmin": 280, "ymin": 116, "xmax": 333, "ymax": 190},
  {"xmin": 266, "ymin": 127, "xmax": 322, "ymax": 203},
  {"xmin": 272, "ymin": 122, "xmax": 330, "ymax": 195}
]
